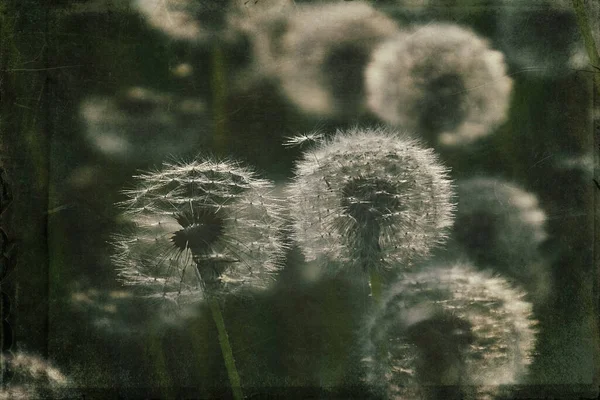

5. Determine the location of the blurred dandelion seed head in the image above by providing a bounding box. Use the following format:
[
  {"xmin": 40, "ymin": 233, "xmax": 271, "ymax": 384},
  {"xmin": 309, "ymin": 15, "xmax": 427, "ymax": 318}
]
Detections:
[
  {"xmin": 366, "ymin": 23, "xmax": 512, "ymax": 147},
  {"xmin": 496, "ymin": 0, "xmax": 599, "ymax": 77},
  {"xmin": 112, "ymin": 157, "xmax": 287, "ymax": 308},
  {"xmin": 132, "ymin": 0, "xmax": 231, "ymax": 43},
  {"xmin": 453, "ymin": 178, "xmax": 549, "ymax": 295},
  {"xmin": 80, "ymin": 87, "xmax": 208, "ymax": 163},
  {"xmin": 287, "ymin": 127, "xmax": 454, "ymax": 274},
  {"xmin": 268, "ymin": 1, "xmax": 400, "ymax": 116},
  {"xmin": 0, "ymin": 352, "xmax": 70, "ymax": 399},
  {"xmin": 364, "ymin": 263, "xmax": 537, "ymax": 400}
]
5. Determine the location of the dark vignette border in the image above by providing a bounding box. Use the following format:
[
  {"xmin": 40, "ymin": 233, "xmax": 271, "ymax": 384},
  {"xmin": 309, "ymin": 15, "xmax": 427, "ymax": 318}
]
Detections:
[
  {"xmin": 0, "ymin": 0, "xmax": 53, "ymax": 384},
  {"xmin": 0, "ymin": 0, "xmax": 597, "ymax": 397}
]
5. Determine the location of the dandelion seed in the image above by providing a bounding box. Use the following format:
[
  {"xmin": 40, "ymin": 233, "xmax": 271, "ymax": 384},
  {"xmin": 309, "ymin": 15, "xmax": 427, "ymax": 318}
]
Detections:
[
  {"xmin": 287, "ymin": 126, "xmax": 454, "ymax": 276},
  {"xmin": 282, "ymin": 131, "xmax": 325, "ymax": 148},
  {"xmin": 364, "ymin": 262, "xmax": 537, "ymax": 400},
  {"xmin": 365, "ymin": 23, "xmax": 512, "ymax": 147},
  {"xmin": 264, "ymin": 1, "xmax": 400, "ymax": 117},
  {"xmin": 452, "ymin": 178, "xmax": 550, "ymax": 301},
  {"xmin": 111, "ymin": 157, "xmax": 287, "ymax": 309},
  {"xmin": 0, "ymin": 352, "xmax": 71, "ymax": 399}
]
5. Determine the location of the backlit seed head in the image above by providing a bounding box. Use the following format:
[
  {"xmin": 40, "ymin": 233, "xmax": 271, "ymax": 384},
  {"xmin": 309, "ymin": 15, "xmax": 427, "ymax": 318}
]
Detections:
[
  {"xmin": 366, "ymin": 23, "xmax": 512, "ymax": 147},
  {"xmin": 266, "ymin": 1, "xmax": 400, "ymax": 117},
  {"xmin": 111, "ymin": 157, "xmax": 287, "ymax": 308},
  {"xmin": 287, "ymin": 126, "xmax": 454, "ymax": 275},
  {"xmin": 364, "ymin": 262, "xmax": 537, "ymax": 400}
]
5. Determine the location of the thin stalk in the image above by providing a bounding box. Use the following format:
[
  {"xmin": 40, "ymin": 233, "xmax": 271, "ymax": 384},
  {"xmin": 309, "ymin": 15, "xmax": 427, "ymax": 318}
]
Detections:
[
  {"xmin": 207, "ymin": 295, "xmax": 243, "ymax": 400},
  {"xmin": 208, "ymin": 40, "xmax": 241, "ymax": 397},
  {"xmin": 211, "ymin": 42, "xmax": 228, "ymax": 155},
  {"xmin": 369, "ymin": 269, "xmax": 383, "ymax": 307},
  {"xmin": 356, "ymin": 220, "xmax": 384, "ymax": 306},
  {"xmin": 147, "ymin": 333, "xmax": 175, "ymax": 399},
  {"xmin": 196, "ymin": 264, "xmax": 243, "ymax": 400}
]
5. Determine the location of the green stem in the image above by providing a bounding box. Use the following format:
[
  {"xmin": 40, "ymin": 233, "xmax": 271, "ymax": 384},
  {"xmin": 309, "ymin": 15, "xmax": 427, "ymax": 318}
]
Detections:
[
  {"xmin": 211, "ymin": 42, "xmax": 228, "ymax": 155},
  {"xmin": 369, "ymin": 268, "xmax": 383, "ymax": 307},
  {"xmin": 208, "ymin": 295, "xmax": 244, "ymax": 400},
  {"xmin": 147, "ymin": 333, "xmax": 175, "ymax": 399}
]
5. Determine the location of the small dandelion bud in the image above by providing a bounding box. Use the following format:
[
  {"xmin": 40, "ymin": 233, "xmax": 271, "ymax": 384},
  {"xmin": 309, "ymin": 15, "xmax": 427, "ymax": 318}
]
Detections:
[
  {"xmin": 452, "ymin": 178, "xmax": 549, "ymax": 300},
  {"xmin": 111, "ymin": 157, "xmax": 287, "ymax": 308},
  {"xmin": 365, "ymin": 23, "xmax": 512, "ymax": 147},
  {"xmin": 269, "ymin": 1, "xmax": 400, "ymax": 117},
  {"xmin": 287, "ymin": 126, "xmax": 454, "ymax": 275},
  {"xmin": 0, "ymin": 352, "xmax": 71, "ymax": 399},
  {"xmin": 364, "ymin": 263, "xmax": 537, "ymax": 400},
  {"xmin": 80, "ymin": 87, "xmax": 208, "ymax": 163}
]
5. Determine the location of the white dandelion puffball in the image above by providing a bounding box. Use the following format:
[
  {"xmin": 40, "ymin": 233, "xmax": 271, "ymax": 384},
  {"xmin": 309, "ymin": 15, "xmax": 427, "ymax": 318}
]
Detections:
[
  {"xmin": 453, "ymin": 178, "xmax": 548, "ymax": 295},
  {"xmin": 80, "ymin": 87, "xmax": 208, "ymax": 163},
  {"xmin": 112, "ymin": 157, "xmax": 287, "ymax": 307},
  {"xmin": 364, "ymin": 263, "xmax": 537, "ymax": 400},
  {"xmin": 287, "ymin": 127, "xmax": 454, "ymax": 274},
  {"xmin": 0, "ymin": 352, "xmax": 70, "ymax": 399},
  {"xmin": 366, "ymin": 23, "xmax": 513, "ymax": 147},
  {"xmin": 272, "ymin": 1, "xmax": 401, "ymax": 117}
]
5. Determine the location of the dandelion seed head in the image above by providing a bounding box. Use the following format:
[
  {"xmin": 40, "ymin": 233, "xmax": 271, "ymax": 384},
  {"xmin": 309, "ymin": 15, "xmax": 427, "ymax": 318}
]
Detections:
[
  {"xmin": 453, "ymin": 178, "xmax": 549, "ymax": 298},
  {"xmin": 496, "ymin": 0, "xmax": 599, "ymax": 77},
  {"xmin": 287, "ymin": 126, "xmax": 454, "ymax": 275},
  {"xmin": 0, "ymin": 352, "xmax": 70, "ymax": 399},
  {"xmin": 112, "ymin": 157, "xmax": 287, "ymax": 309},
  {"xmin": 132, "ymin": 0, "xmax": 230, "ymax": 43},
  {"xmin": 366, "ymin": 23, "xmax": 512, "ymax": 147},
  {"xmin": 364, "ymin": 262, "xmax": 537, "ymax": 400},
  {"xmin": 267, "ymin": 1, "xmax": 400, "ymax": 116},
  {"xmin": 80, "ymin": 87, "xmax": 208, "ymax": 163}
]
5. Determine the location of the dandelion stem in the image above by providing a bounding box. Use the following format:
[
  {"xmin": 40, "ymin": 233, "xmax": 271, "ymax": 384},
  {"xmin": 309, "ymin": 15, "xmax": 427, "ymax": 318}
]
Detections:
[
  {"xmin": 147, "ymin": 333, "xmax": 175, "ymax": 399},
  {"xmin": 195, "ymin": 261, "xmax": 243, "ymax": 399},
  {"xmin": 207, "ymin": 295, "xmax": 243, "ymax": 400},
  {"xmin": 211, "ymin": 42, "xmax": 228, "ymax": 155},
  {"xmin": 369, "ymin": 269, "xmax": 383, "ymax": 307}
]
